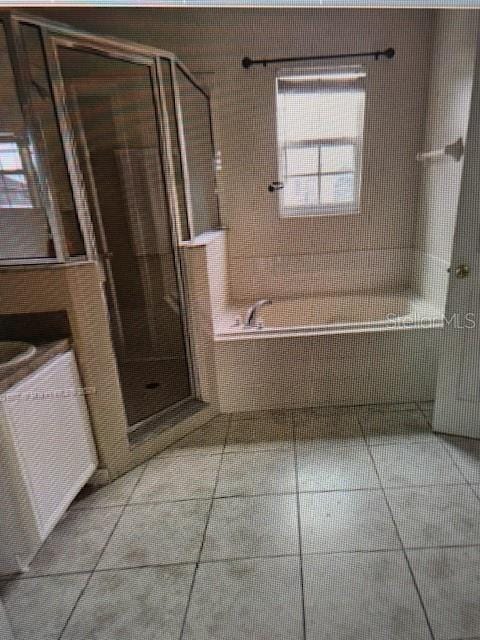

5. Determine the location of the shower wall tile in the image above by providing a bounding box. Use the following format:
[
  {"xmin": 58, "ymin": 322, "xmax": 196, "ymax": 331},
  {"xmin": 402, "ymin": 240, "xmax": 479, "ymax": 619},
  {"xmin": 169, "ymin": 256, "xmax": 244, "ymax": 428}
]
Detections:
[
  {"xmin": 182, "ymin": 243, "xmax": 220, "ymax": 407},
  {"xmin": 228, "ymin": 248, "xmax": 414, "ymax": 301},
  {"xmin": 206, "ymin": 232, "xmax": 230, "ymax": 321}
]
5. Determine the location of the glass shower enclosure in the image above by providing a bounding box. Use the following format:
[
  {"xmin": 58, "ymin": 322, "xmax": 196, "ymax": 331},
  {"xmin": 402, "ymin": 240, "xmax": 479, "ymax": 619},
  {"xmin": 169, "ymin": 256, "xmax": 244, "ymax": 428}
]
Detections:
[{"xmin": 0, "ymin": 13, "xmax": 221, "ymax": 433}]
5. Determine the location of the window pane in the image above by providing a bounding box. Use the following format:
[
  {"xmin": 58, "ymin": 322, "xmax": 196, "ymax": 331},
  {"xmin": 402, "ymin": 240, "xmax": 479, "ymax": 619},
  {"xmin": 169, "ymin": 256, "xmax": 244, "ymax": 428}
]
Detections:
[
  {"xmin": 320, "ymin": 173, "xmax": 355, "ymax": 205},
  {"xmin": 285, "ymin": 146, "xmax": 318, "ymax": 176},
  {"xmin": 7, "ymin": 173, "xmax": 27, "ymax": 187},
  {"xmin": 0, "ymin": 145, "xmax": 22, "ymax": 171},
  {"xmin": 8, "ymin": 189, "xmax": 32, "ymax": 208},
  {"xmin": 20, "ymin": 23, "xmax": 85, "ymax": 256},
  {"xmin": 0, "ymin": 23, "xmax": 52, "ymax": 259},
  {"xmin": 283, "ymin": 175, "xmax": 318, "ymax": 208},
  {"xmin": 0, "ymin": 172, "xmax": 33, "ymax": 208},
  {"xmin": 321, "ymin": 144, "xmax": 355, "ymax": 173}
]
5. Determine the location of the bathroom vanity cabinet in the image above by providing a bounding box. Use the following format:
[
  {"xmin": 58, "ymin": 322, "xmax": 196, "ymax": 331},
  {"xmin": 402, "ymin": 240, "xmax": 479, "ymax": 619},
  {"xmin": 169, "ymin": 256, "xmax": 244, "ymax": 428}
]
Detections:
[{"xmin": 0, "ymin": 347, "xmax": 98, "ymax": 575}]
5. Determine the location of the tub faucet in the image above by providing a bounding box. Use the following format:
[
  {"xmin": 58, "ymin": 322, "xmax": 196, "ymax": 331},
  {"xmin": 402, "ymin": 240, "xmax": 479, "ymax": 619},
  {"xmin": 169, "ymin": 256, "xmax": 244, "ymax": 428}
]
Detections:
[{"xmin": 244, "ymin": 299, "xmax": 272, "ymax": 328}]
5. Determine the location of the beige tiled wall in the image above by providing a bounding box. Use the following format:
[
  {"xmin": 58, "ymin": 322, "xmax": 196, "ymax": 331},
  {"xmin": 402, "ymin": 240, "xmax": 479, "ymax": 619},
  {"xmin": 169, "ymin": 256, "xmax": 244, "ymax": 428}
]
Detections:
[
  {"xmin": 228, "ymin": 248, "xmax": 415, "ymax": 302},
  {"xmin": 31, "ymin": 7, "xmax": 437, "ymax": 301}
]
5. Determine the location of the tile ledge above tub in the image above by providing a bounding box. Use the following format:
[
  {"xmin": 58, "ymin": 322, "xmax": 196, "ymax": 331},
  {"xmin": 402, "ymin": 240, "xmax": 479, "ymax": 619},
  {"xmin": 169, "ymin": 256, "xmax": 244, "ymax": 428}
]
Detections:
[{"xmin": 179, "ymin": 230, "xmax": 226, "ymax": 248}]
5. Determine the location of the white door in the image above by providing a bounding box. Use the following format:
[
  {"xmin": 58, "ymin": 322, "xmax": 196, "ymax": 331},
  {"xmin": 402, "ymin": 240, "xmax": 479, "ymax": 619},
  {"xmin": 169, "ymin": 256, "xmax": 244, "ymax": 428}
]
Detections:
[{"xmin": 434, "ymin": 36, "xmax": 480, "ymax": 438}]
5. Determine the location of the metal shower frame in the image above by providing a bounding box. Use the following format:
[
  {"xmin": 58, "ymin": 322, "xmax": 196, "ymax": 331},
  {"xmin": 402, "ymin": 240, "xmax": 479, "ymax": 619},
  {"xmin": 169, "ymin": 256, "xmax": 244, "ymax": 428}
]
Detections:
[{"xmin": 0, "ymin": 10, "xmax": 219, "ymax": 413}]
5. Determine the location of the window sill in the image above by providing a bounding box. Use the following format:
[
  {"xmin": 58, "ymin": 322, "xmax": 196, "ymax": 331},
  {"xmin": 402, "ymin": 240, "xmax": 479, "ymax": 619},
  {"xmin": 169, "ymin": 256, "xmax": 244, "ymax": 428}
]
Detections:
[{"xmin": 279, "ymin": 205, "xmax": 360, "ymax": 219}]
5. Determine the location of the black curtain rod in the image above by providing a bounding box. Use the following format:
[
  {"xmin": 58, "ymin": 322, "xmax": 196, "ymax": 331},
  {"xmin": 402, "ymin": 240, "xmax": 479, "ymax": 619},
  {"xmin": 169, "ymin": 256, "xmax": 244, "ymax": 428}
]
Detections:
[{"xmin": 242, "ymin": 47, "xmax": 395, "ymax": 69}]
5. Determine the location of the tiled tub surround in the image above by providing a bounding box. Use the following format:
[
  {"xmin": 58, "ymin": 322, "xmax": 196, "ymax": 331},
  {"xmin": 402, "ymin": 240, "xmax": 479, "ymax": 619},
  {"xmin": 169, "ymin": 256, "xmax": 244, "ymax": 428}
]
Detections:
[
  {"xmin": 196, "ymin": 232, "xmax": 443, "ymax": 413},
  {"xmin": 3, "ymin": 402, "xmax": 480, "ymax": 639}
]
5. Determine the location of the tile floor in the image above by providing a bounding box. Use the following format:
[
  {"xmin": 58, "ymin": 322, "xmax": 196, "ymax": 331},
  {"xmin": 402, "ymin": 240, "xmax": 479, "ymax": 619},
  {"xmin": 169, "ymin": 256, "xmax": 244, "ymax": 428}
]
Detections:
[{"xmin": 2, "ymin": 401, "xmax": 480, "ymax": 639}]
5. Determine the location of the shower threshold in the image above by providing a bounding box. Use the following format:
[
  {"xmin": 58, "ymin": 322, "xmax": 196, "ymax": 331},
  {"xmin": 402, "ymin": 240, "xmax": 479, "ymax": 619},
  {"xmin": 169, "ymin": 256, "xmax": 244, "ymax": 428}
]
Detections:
[{"xmin": 128, "ymin": 398, "xmax": 207, "ymax": 446}]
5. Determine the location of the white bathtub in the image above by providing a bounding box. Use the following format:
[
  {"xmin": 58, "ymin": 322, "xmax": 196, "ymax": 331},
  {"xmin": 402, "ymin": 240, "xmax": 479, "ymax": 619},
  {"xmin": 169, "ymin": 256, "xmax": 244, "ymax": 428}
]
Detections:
[
  {"xmin": 214, "ymin": 292, "xmax": 444, "ymax": 341},
  {"xmin": 213, "ymin": 292, "xmax": 443, "ymax": 412}
]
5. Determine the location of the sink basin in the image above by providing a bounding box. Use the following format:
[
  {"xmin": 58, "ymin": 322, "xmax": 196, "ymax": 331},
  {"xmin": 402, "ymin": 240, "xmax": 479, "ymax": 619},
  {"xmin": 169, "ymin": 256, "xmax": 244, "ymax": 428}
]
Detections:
[{"xmin": 0, "ymin": 341, "xmax": 37, "ymax": 372}]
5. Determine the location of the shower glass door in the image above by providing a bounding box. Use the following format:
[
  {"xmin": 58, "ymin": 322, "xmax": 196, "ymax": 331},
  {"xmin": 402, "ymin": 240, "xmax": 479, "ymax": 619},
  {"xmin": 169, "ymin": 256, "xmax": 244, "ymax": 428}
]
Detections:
[{"xmin": 46, "ymin": 36, "xmax": 194, "ymax": 427}]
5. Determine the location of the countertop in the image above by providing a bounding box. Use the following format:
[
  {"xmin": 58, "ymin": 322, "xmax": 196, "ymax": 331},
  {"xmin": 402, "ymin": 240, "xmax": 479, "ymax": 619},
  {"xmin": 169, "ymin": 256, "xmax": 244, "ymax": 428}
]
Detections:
[{"xmin": 0, "ymin": 339, "xmax": 71, "ymax": 394}]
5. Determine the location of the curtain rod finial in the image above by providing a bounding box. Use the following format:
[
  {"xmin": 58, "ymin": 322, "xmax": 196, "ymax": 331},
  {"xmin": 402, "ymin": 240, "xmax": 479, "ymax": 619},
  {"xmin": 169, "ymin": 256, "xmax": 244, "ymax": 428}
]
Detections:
[{"xmin": 242, "ymin": 57, "xmax": 253, "ymax": 69}]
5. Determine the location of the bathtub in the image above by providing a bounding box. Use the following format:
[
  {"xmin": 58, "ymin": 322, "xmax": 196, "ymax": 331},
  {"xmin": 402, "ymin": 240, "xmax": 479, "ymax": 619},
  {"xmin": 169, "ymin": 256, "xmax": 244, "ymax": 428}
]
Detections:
[
  {"xmin": 212, "ymin": 292, "xmax": 444, "ymax": 412},
  {"xmin": 214, "ymin": 292, "xmax": 444, "ymax": 341}
]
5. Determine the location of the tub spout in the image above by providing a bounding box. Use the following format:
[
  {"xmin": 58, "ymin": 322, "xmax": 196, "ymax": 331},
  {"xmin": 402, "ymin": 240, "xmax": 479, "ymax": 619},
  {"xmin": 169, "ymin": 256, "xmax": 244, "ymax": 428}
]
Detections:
[{"xmin": 244, "ymin": 299, "xmax": 272, "ymax": 328}]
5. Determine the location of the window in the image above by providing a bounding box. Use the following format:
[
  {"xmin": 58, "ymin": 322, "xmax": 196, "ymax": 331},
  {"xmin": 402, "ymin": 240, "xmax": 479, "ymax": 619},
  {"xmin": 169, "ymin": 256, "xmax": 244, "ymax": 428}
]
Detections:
[
  {"xmin": 275, "ymin": 66, "xmax": 366, "ymax": 216},
  {"xmin": 0, "ymin": 139, "xmax": 33, "ymax": 209}
]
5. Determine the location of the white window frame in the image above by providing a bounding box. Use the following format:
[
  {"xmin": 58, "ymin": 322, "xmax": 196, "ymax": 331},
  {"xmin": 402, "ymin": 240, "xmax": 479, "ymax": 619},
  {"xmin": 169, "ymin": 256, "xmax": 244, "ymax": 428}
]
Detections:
[{"xmin": 275, "ymin": 66, "xmax": 366, "ymax": 218}]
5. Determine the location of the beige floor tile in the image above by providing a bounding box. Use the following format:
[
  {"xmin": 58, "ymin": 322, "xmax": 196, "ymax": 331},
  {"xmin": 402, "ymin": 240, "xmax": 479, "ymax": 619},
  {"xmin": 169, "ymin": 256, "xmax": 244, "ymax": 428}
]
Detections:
[
  {"xmin": 300, "ymin": 490, "xmax": 400, "ymax": 554},
  {"xmin": 201, "ymin": 495, "xmax": 299, "ymax": 561},
  {"xmin": 225, "ymin": 414, "xmax": 294, "ymax": 453},
  {"xmin": 303, "ymin": 551, "xmax": 431, "ymax": 640},
  {"xmin": 159, "ymin": 416, "xmax": 229, "ymax": 458},
  {"xmin": 182, "ymin": 556, "xmax": 304, "ymax": 640},
  {"xmin": 440, "ymin": 435, "xmax": 480, "ymax": 483},
  {"xmin": 408, "ymin": 546, "xmax": 480, "ymax": 640},
  {"xmin": 0, "ymin": 573, "xmax": 89, "ymax": 640},
  {"xmin": 215, "ymin": 449, "xmax": 296, "ymax": 497},
  {"xmin": 297, "ymin": 441, "xmax": 379, "ymax": 492},
  {"xmin": 386, "ymin": 484, "xmax": 480, "ymax": 548},
  {"xmin": 370, "ymin": 440, "xmax": 464, "ymax": 488},
  {"xmin": 294, "ymin": 411, "xmax": 363, "ymax": 447},
  {"xmin": 130, "ymin": 454, "xmax": 221, "ymax": 503},
  {"xmin": 359, "ymin": 409, "xmax": 432, "ymax": 446},
  {"xmin": 71, "ymin": 466, "xmax": 144, "ymax": 510},
  {"xmin": 61, "ymin": 565, "xmax": 195, "ymax": 640},
  {"xmin": 97, "ymin": 501, "xmax": 210, "ymax": 570},
  {"xmin": 27, "ymin": 508, "xmax": 122, "ymax": 577}
]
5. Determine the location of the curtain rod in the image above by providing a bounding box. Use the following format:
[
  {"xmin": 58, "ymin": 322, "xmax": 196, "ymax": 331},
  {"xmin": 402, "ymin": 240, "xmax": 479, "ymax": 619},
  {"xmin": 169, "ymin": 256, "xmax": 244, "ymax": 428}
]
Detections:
[{"xmin": 241, "ymin": 47, "xmax": 395, "ymax": 69}]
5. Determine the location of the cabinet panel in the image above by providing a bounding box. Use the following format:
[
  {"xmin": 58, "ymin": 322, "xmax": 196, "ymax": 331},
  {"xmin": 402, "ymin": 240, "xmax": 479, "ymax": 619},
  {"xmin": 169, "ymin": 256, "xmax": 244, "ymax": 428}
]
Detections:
[{"xmin": 4, "ymin": 351, "xmax": 97, "ymax": 536}]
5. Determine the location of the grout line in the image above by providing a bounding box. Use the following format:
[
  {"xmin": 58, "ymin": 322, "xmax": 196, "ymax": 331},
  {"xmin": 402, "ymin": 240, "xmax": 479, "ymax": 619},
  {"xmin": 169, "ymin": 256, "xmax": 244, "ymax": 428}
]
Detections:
[
  {"xmin": 152, "ymin": 414, "xmax": 228, "ymax": 457},
  {"xmin": 13, "ymin": 539, "xmax": 480, "ymax": 586},
  {"xmin": 424, "ymin": 406, "xmax": 480, "ymax": 512},
  {"xmin": 92, "ymin": 552, "xmax": 302, "ymax": 573},
  {"xmin": 0, "ymin": 569, "xmax": 92, "ymax": 583},
  {"xmin": 57, "ymin": 462, "xmax": 149, "ymax": 640},
  {"xmin": 293, "ymin": 413, "xmax": 307, "ymax": 640},
  {"xmin": 435, "ymin": 436, "xmax": 480, "ymax": 514},
  {"xmin": 432, "ymin": 427, "xmax": 477, "ymax": 485},
  {"xmin": 178, "ymin": 414, "xmax": 230, "ymax": 640},
  {"xmin": 360, "ymin": 413, "xmax": 436, "ymax": 640}
]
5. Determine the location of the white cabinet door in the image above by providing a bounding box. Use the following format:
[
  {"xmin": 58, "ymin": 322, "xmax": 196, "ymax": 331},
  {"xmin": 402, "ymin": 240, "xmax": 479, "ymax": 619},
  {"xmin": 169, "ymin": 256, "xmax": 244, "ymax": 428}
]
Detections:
[
  {"xmin": 3, "ymin": 351, "xmax": 98, "ymax": 537},
  {"xmin": 434, "ymin": 34, "xmax": 480, "ymax": 438}
]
